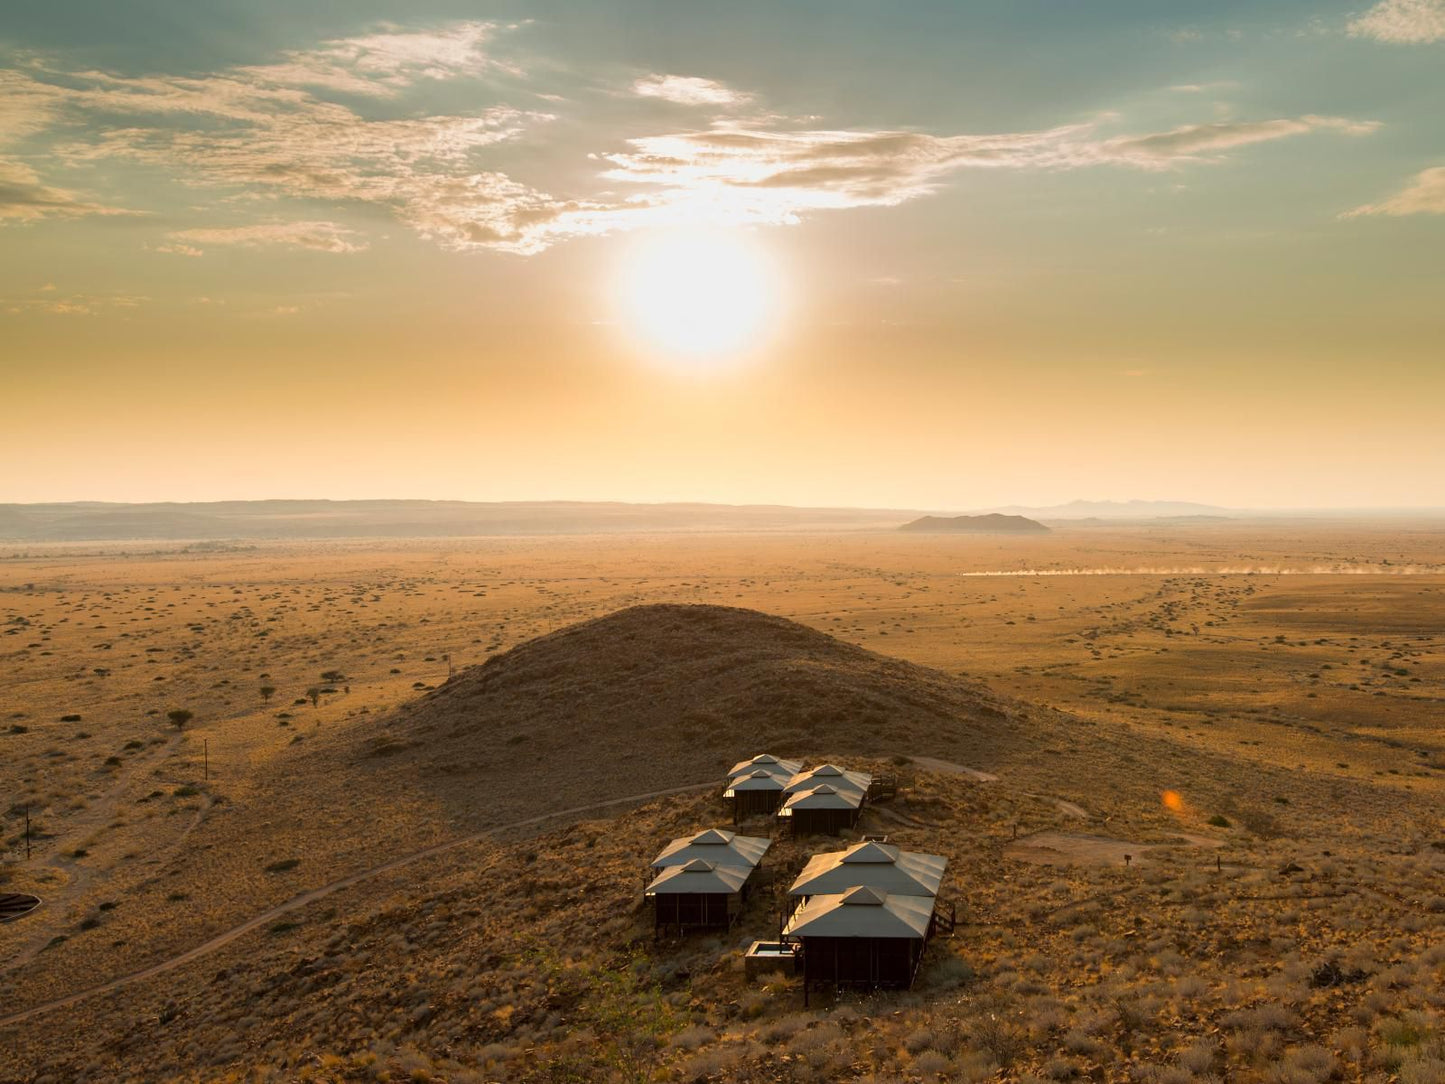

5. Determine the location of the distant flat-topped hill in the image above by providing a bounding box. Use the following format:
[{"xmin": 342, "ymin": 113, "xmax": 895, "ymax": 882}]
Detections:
[
  {"xmin": 977, "ymin": 499, "xmax": 1233, "ymax": 520},
  {"xmin": 898, "ymin": 513, "xmax": 1050, "ymax": 534}
]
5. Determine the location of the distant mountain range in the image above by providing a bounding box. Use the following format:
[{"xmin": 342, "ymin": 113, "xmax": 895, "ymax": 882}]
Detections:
[
  {"xmin": 2, "ymin": 498, "xmax": 1438, "ymax": 543},
  {"xmin": 899, "ymin": 514, "xmax": 1050, "ymax": 534},
  {"xmin": 0, "ymin": 500, "xmax": 928, "ymax": 542}
]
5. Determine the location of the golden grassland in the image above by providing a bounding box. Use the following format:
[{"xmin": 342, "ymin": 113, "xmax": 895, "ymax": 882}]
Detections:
[{"xmin": 1, "ymin": 524, "xmax": 1443, "ymax": 1082}]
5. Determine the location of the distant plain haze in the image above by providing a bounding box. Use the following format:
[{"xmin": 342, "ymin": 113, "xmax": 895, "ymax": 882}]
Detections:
[{"xmin": 3, "ymin": 1, "xmax": 1442, "ymax": 508}]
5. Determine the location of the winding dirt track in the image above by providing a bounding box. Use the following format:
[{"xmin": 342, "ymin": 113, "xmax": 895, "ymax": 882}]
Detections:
[
  {"xmin": 0, "ymin": 780, "xmax": 717, "ymax": 1029},
  {"xmin": 0, "ymin": 755, "xmax": 1010, "ymax": 1028}
]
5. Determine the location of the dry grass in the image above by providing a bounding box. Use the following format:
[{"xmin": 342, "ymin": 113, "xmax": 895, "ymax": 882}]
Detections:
[{"xmin": 1, "ymin": 527, "xmax": 1443, "ymax": 1081}]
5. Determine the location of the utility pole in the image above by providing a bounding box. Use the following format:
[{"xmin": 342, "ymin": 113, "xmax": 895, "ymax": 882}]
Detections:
[
  {"xmin": 204, "ymin": 739, "xmax": 209, "ymax": 782},
  {"xmin": 24, "ymin": 804, "xmax": 30, "ymax": 860}
]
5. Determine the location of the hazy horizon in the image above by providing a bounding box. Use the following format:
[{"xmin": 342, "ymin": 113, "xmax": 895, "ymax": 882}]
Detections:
[{"xmin": 3, "ymin": 495, "xmax": 1445, "ymax": 514}]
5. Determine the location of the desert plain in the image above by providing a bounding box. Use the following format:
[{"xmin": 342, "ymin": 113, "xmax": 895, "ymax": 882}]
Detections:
[{"xmin": 2, "ymin": 520, "xmax": 1443, "ymax": 1083}]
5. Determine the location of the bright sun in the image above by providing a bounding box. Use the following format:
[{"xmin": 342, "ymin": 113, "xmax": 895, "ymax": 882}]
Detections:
[{"xmin": 616, "ymin": 229, "xmax": 779, "ymax": 363}]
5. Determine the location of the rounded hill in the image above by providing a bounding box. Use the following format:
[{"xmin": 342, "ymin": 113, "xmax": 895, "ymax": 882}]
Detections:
[{"xmin": 338, "ymin": 604, "xmax": 1033, "ymax": 825}]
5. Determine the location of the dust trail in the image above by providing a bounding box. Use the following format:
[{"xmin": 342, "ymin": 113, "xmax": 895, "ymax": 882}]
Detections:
[{"xmin": 957, "ymin": 565, "xmax": 1440, "ymax": 577}]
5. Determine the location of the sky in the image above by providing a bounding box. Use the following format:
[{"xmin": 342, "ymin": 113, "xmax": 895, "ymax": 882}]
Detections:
[{"xmin": 2, "ymin": 0, "xmax": 1442, "ymax": 510}]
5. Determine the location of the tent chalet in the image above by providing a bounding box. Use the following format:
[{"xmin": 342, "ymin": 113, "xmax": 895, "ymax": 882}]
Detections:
[
  {"xmin": 651, "ymin": 828, "xmax": 771, "ymax": 870},
  {"xmin": 645, "ymin": 859, "xmax": 751, "ymax": 931},
  {"xmin": 788, "ymin": 841, "xmax": 946, "ymax": 900},
  {"xmin": 727, "ymin": 753, "xmax": 803, "ymax": 782},
  {"xmin": 778, "ymin": 783, "xmax": 863, "ymax": 835},
  {"xmin": 724, "ymin": 768, "xmax": 789, "ymax": 818},
  {"xmin": 783, "ymin": 885, "xmax": 935, "ymax": 998},
  {"xmin": 782, "ymin": 764, "xmax": 872, "ymax": 801}
]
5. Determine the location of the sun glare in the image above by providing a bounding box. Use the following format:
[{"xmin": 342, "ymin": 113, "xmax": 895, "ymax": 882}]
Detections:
[{"xmin": 616, "ymin": 229, "xmax": 779, "ymax": 364}]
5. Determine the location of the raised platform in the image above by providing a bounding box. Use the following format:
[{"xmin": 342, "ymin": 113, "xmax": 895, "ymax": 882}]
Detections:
[{"xmin": 744, "ymin": 940, "xmax": 801, "ymax": 980}]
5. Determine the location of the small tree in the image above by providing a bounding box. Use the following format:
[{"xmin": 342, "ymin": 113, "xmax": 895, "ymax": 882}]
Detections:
[
  {"xmin": 306, "ymin": 687, "xmax": 321, "ymax": 708},
  {"xmin": 320, "ymin": 670, "xmax": 345, "ymax": 684},
  {"xmin": 167, "ymin": 708, "xmax": 194, "ymax": 730},
  {"xmin": 260, "ymin": 685, "xmax": 276, "ymax": 703}
]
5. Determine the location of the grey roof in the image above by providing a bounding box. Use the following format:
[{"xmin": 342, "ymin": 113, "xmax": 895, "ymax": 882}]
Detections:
[
  {"xmin": 782, "ymin": 764, "xmax": 872, "ymax": 798},
  {"xmin": 780, "ymin": 783, "xmax": 863, "ymax": 812},
  {"xmin": 788, "ymin": 841, "xmax": 947, "ymax": 897},
  {"xmin": 783, "ymin": 886, "xmax": 935, "ymax": 939},
  {"xmin": 727, "ymin": 754, "xmax": 803, "ymax": 782},
  {"xmin": 651, "ymin": 828, "xmax": 771, "ymax": 869},
  {"xmin": 725, "ymin": 768, "xmax": 787, "ymax": 794},
  {"xmin": 646, "ymin": 859, "xmax": 750, "ymax": 896}
]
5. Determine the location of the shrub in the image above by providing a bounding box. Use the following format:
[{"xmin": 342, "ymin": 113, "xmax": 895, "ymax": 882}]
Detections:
[
  {"xmin": 1178, "ymin": 1042, "xmax": 1216, "ymax": 1073},
  {"xmin": 666, "ymin": 1025, "xmax": 713, "ymax": 1051},
  {"xmin": 913, "ymin": 1049, "xmax": 953, "ymax": 1077}
]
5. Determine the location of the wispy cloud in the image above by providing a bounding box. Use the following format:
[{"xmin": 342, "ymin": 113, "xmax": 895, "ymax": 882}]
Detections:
[
  {"xmin": 0, "ymin": 24, "xmax": 1386, "ymax": 255},
  {"xmin": 632, "ymin": 74, "xmax": 751, "ymax": 107},
  {"xmin": 240, "ymin": 22, "xmax": 506, "ymax": 96},
  {"xmin": 593, "ymin": 115, "xmax": 1377, "ymax": 230},
  {"xmin": 1169, "ymin": 82, "xmax": 1237, "ymax": 93},
  {"xmin": 2, "ymin": 287, "xmax": 146, "ymax": 315},
  {"xmin": 162, "ymin": 220, "xmax": 368, "ymax": 254},
  {"xmin": 1348, "ymin": 0, "xmax": 1445, "ymax": 42},
  {"xmin": 4, "ymin": 31, "xmax": 557, "ymax": 251},
  {"xmin": 0, "ymin": 158, "xmax": 131, "ymax": 221},
  {"xmin": 1345, "ymin": 166, "xmax": 1445, "ymax": 216},
  {"xmin": 1094, "ymin": 116, "xmax": 1378, "ymax": 167}
]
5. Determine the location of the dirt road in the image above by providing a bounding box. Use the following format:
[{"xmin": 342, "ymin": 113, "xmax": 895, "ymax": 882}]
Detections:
[{"xmin": 0, "ymin": 779, "xmax": 717, "ymax": 1028}]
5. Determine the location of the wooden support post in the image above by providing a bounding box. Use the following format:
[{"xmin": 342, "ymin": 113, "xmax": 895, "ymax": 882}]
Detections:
[
  {"xmin": 204, "ymin": 739, "xmax": 209, "ymax": 783},
  {"xmin": 803, "ymin": 944, "xmax": 809, "ymax": 1008},
  {"xmin": 24, "ymin": 804, "xmax": 30, "ymax": 860}
]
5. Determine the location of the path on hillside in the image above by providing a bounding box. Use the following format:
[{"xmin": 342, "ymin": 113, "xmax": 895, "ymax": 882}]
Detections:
[
  {"xmin": 0, "ymin": 780, "xmax": 717, "ymax": 1029},
  {"xmin": 0, "ymin": 729, "xmax": 189, "ymax": 974},
  {"xmin": 0, "ymin": 755, "xmax": 1026, "ymax": 1027}
]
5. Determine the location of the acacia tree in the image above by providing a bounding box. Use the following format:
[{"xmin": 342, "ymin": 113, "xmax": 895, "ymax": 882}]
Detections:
[
  {"xmin": 306, "ymin": 687, "xmax": 321, "ymax": 708},
  {"xmin": 167, "ymin": 708, "xmax": 194, "ymax": 730},
  {"xmin": 260, "ymin": 685, "xmax": 276, "ymax": 703}
]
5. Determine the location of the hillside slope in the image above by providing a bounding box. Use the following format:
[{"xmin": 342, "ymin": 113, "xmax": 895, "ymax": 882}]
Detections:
[{"xmin": 338, "ymin": 604, "xmax": 1028, "ymax": 826}]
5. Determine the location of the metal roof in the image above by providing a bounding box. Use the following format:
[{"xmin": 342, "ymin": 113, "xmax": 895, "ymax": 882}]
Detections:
[
  {"xmin": 727, "ymin": 754, "xmax": 803, "ymax": 781},
  {"xmin": 780, "ymin": 784, "xmax": 864, "ymax": 811},
  {"xmin": 783, "ymin": 886, "xmax": 935, "ymax": 939},
  {"xmin": 726, "ymin": 769, "xmax": 787, "ymax": 793},
  {"xmin": 645, "ymin": 860, "xmax": 751, "ymax": 896},
  {"xmin": 651, "ymin": 828, "xmax": 771, "ymax": 869},
  {"xmin": 787, "ymin": 841, "xmax": 947, "ymax": 897},
  {"xmin": 782, "ymin": 764, "xmax": 872, "ymax": 798}
]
